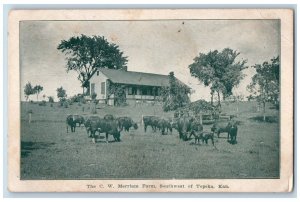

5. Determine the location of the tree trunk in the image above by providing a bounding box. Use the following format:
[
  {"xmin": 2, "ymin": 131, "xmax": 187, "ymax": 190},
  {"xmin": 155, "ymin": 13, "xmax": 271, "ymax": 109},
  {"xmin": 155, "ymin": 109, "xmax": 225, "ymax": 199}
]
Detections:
[
  {"xmin": 210, "ymin": 91, "xmax": 214, "ymax": 105},
  {"xmin": 217, "ymin": 91, "xmax": 221, "ymax": 110},
  {"xmin": 37, "ymin": 94, "xmax": 39, "ymax": 101}
]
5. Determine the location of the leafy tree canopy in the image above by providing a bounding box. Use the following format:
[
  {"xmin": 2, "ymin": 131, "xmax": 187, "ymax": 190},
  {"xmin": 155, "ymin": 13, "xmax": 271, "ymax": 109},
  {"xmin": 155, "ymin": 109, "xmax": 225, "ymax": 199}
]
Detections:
[
  {"xmin": 33, "ymin": 85, "xmax": 43, "ymax": 101},
  {"xmin": 247, "ymin": 56, "xmax": 280, "ymax": 107},
  {"xmin": 161, "ymin": 72, "xmax": 191, "ymax": 112},
  {"xmin": 57, "ymin": 34, "xmax": 128, "ymax": 91},
  {"xmin": 189, "ymin": 48, "xmax": 248, "ymax": 106},
  {"xmin": 24, "ymin": 82, "xmax": 35, "ymax": 101},
  {"xmin": 56, "ymin": 86, "xmax": 67, "ymax": 102}
]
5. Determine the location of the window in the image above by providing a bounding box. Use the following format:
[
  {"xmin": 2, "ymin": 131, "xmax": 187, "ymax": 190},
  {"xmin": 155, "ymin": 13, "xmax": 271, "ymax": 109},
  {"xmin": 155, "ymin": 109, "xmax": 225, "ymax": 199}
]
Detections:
[
  {"xmin": 128, "ymin": 87, "xmax": 133, "ymax": 95},
  {"xmin": 132, "ymin": 87, "xmax": 137, "ymax": 95},
  {"xmin": 97, "ymin": 71, "xmax": 99, "ymax": 76},
  {"xmin": 128, "ymin": 86, "xmax": 137, "ymax": 95},
  {"xmin": 141, "ymin": 87, "xmax": 148, "ymax": 95},
  {"xmin": 91, "ymin": 83, "xmax": 95, "ymax": 95},
  {"xmin": 101, "ymin": 82, "xmax": 105, "ymax": 95}
]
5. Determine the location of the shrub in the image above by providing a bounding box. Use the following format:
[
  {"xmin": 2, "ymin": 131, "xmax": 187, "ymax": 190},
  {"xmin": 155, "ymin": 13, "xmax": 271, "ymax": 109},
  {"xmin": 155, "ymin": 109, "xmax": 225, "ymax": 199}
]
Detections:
[
  {"xmin": 63, "ymin": 101, "xmax": 69, "ymax": 108},
  {"xmin": 38, "ymin": 100, "xmax": 47, "ymax": 106},
  {"xmin": 48, "ymin": 96, "xmax": 54, "ymax": 103},
  {"xmin": 70, "ymin": 94, "xmax": 86, "ymax": 103}
]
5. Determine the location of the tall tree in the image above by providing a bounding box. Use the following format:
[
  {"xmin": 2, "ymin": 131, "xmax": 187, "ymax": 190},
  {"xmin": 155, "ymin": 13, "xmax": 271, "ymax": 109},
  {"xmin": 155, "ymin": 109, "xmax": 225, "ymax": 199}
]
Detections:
[
  {"xmin": 33, "ymin": 85, "xmax": 43, "ymax": 101},
  {"xmin": 57, "ymin": 34, "xmax": 128, "ymax": 94},
  {"xmin": 56, "ymin": 86, "xmax": 67, "ymax": 103},
  {"xmin": 189, "ymin": 48, "xmax": 248, "ymax": 109},
  {"xmin": 24, "ymin": 82, "xmax": 35, "ymax": 102},
  {"xmin": 247, "ymin": 56, "xmax": 280, "ymax": 121},
  {"xmin": 161, "ymin": 72, "xmax": 191, "ymax": 112}
]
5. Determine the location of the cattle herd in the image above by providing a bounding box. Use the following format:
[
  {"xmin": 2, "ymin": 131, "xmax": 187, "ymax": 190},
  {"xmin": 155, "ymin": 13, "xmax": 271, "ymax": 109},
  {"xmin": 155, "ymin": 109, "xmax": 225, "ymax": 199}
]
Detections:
[{"xmin": 66, "ymin": 113, "xmax": 238, "ymax": 145}]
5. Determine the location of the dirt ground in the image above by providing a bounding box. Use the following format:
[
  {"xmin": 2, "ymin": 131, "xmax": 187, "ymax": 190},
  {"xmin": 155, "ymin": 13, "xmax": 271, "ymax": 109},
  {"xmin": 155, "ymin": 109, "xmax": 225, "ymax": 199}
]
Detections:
[{"xmin": 20, "ymin": 101, "xmax": 279, "ymax": 179}]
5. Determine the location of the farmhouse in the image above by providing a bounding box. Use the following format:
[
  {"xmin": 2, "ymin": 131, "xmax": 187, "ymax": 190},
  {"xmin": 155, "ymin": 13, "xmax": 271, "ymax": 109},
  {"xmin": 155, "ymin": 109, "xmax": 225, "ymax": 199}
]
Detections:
[{"xmin": 88, "ymin": 68, "xmax": 189, "ymax": 105}]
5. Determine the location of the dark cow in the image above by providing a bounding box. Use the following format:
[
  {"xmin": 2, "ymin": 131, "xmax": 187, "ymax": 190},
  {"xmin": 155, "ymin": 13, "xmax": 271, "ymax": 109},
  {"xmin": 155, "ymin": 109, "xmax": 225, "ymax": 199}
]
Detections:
[
  {"xmin": 143, "ymin": 116, "xmax": 160, "ymax": 132},
  {"xmin": 66, "ymin": 114, "xmax": 85, "ymax": 133},
  {"xmin": 176, "ymin": 116, "xmax": 194, "ymax": 141},
  {"xmin": 227, "ymin": 121, "xmax": 238, "ymax": 144},
  {"xmin": 117, "ymin": 117, "xmax": 138, "ymax": 132},
  {"xmin": 157, "ymin": 118, "xmax": 173, "ymax": 135},
  {"xmin": 87, "ymin": 117, "xmax": 121, "ymax": 143},
  {"xmin": 84, "ymin": 116, "xmax": 101, "ymax": 137}
]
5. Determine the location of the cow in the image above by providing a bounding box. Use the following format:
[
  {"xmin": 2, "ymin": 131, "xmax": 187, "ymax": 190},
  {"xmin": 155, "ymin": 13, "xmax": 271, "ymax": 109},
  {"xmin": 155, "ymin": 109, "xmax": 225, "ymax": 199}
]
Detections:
[
  {"xmin": 84, "ymin": 116, "xmax": 101, "ymax": 137},
  {"xmin": 227, "ymin": 121, "xmax": 238, "ymax": 144},
  {"xmin": 157, "ymin": 118, "xmax": 173, "ymax": 135},
  {"xmin": 66, "ymin": 114, "xmax": 85, "ymax": 133},
  {"xmin": 143, "ymin": 116, "xmax": 160, "ymax": 133},
  {"xmin": 87, "ymin": 117, "xmax": 122, "ymax": 143},
  {"xmin": 117, "ymin": 117, "xmax": 138, "ymax": 132},
  {"xmin": 175, "ymin": 116, "xmax": 194, "ymax": 141}
]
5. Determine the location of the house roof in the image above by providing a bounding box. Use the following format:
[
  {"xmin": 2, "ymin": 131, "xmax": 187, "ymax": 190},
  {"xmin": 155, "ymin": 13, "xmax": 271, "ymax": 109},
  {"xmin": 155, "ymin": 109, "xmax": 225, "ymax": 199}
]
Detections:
[{"xmin": 97, "ymin": 68, "xmax": 189, "ymax": 88}]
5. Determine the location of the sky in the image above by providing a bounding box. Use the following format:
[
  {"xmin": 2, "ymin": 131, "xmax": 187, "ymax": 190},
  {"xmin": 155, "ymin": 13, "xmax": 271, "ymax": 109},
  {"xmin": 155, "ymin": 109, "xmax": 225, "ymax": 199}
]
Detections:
[{"xmin": 20, "ymin": 20, "xmax": 280, "ymax": 101}]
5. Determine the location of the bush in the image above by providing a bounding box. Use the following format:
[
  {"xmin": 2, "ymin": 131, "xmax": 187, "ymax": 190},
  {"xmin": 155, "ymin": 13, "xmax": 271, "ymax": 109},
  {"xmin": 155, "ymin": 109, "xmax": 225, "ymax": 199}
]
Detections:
[
  {"xmin": 249, "ymin": 116, "xmax": 278, "ymax": 123},
  {"xmin": 70, "ymin": 94, "xmax": 86, "ymax": 103},
  {"xmin": 38, "ymin": 100, "xmax": 47, "ymax": 106},
  {"xmin": 63, "ymin": 101, "xmax": 69, "ymax": 108},
  {"xmin": 48, "ymin": 96, "xmax": 54, "ymax": 103}
]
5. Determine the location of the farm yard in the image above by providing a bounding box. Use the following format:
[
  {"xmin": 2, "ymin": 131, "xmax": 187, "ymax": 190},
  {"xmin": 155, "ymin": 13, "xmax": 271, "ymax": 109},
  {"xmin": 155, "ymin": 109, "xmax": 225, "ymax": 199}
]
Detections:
[{"xmin": 20, "ymin": 101, "xmax": 279, "ymax": 180}]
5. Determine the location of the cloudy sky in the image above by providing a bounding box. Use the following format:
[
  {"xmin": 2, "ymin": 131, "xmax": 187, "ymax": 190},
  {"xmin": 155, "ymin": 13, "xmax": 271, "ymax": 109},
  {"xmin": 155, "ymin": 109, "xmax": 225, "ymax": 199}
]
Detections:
[{"xmin": 20, "ymin": 20, "xmax": 280, "ymax": 101}]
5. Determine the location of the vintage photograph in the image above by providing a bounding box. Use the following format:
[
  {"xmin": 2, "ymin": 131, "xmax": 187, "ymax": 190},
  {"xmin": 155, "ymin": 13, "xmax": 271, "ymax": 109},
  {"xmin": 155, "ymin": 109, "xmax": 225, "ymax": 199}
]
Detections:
[{"xmin": 8, "ymin": 9, "xmax": 293, "ymax": 192}]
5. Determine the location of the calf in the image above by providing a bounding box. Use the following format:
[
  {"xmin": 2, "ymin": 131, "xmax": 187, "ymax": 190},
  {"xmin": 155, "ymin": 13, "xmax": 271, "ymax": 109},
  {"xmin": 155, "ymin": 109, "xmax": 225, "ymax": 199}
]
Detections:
[
  {"xmin": 66, "ymin": 114, "xmax": 85, "ymax": 133},
  {"xmin": 189, "ymin": 120, "xmax": 204, "ymax": 144},
  {"xmin": 201, "ymin": 132, "xmax": 215, "ymax": 146},
  {"xmin": 211, "ymin": 121, "xmax": 231, "ymax": 139},
  {"xmin": 117, "ymin": 117, "xmax": 138, "ymax": 132}
]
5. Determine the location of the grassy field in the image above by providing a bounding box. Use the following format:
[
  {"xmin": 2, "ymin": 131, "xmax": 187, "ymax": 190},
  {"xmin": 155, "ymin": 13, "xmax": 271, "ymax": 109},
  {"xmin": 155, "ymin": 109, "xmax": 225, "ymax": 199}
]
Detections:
[{"xmin": 20, "ymin": 101, "xmax": 279, "ymax": 179}]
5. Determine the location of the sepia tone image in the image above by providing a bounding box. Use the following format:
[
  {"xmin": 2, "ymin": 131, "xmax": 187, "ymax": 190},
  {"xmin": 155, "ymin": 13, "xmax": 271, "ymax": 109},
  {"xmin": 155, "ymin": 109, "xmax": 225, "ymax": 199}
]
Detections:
[{"xmin": 18, "ymin": 18, "xmax": 282, "ymax": 181}]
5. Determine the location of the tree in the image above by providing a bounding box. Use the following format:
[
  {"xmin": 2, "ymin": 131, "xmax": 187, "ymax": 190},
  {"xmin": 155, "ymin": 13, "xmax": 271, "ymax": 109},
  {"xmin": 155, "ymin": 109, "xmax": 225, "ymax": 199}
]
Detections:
[
  {"xmin": 57, "ymin": 34, "xmax": 128, "ymax": 94},
  {"xmin": 24, "ymin": 82, "xmax": 35, "ymax": 102},
  {"xmin": 56, "ymin": 87, "xmax": 67, "ymax": 105},
  {"xmin": 48, "ymin": 96, "xmax": 54, "ymax": 103},
  {"xmin": 247, "ymin": 56, "xmax": 280, "ymax": 121},
  {"xmin": 33, "ymin": 85, "xmax": 43, "ymax": 101},
  {"xmin": 161, "ymin": 72, "xmax": 191, "ymax": 112},
  {"xmin": 189, "ymin": 48, "xmax": 248, "ymax": 110}
]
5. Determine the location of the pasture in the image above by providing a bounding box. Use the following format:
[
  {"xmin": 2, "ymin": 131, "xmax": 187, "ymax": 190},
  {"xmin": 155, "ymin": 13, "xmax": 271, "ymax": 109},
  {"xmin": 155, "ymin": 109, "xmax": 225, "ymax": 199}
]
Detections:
[{"xmin": 20, "ymin": 101, "xmax": 279, "ymax": 179}]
